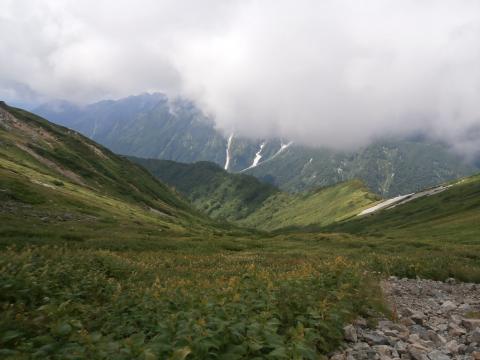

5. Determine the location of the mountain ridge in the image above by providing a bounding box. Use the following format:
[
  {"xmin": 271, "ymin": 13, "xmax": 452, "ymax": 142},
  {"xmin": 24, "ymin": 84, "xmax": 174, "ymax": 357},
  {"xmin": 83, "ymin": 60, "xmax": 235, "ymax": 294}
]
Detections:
[{"xmin": 34, "ymin": 93, "xmax": 479, "ymax": 197}]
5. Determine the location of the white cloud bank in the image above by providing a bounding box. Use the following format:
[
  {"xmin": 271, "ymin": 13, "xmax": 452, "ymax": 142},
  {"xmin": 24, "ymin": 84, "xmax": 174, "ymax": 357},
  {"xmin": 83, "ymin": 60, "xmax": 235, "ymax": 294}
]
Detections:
[{"xmin": 1, "ymin": 0, "xmax": 480, "ymax": 154}]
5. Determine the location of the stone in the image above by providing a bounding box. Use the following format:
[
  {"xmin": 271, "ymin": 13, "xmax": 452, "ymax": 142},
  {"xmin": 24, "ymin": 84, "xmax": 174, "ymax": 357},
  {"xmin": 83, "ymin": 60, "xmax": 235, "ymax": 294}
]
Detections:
[
  {"xmin": 394, "ymin": 341, "xmax": 408, "ymax": 354},
  {"xmin": 448, "ymin": 322, "xmax": 466, "ymax": 336},
  {"xmin": 426, "ymin": 331, "xmax": 446, "ymax": 347},
  {"xmin": 468, "ymin": 328, "xmax": 480, "ymax": 343},
  {"xmin": 363, "ymin": 332, "xmax": 389, "ymax": 346},
  {"xmin": 440, "ymin": 300, "xmax": 456, "ymax": 312},
  {"xmin": 458, "ymin": 303, "xmax": 471, "ymax": 312},
  {"xmin": 408, "ymin": 345, "xmax": 429, "ymax": 360},
  {"xmin": 445, "ymin": 278, "xmax": 456, "ymax": 284},
  {"xmin": 373, "ymin": 345, "xmax": 398, "ymax": 358},
  {"xmin": 410, "ymin": 312, "xmax": 426, "ymax": 325},
  {"xmin": 426, "ymin": 350, "xmax": 449, "ymax": 360},
  {"xmin": 344, "ymin": 324, "xmax": 358, "ymax": 342},
  {"xmin": 445, "ymin": 340, "xmax": 458, "ymax": 354},
  {"xmin": 462, "ymin": 318, "xmax": 480, "ymax": 331},
  {"xmin": 472, "ymin": 351, "xmax": 480, "ymax": 360},
  {"xmin": 409, "ymin": 325, "xmax": 429, "ymax": 340},
  {"xmin": 354, "ymin": 317, "xmax": 368, "ymax": 328},
  {"xmin": 400, "ymin": 318, "xmax": 416, "ymax": 327},
  {"xmin": 330, "ymin": 354, "xmax": 346, "ymax": 360}
]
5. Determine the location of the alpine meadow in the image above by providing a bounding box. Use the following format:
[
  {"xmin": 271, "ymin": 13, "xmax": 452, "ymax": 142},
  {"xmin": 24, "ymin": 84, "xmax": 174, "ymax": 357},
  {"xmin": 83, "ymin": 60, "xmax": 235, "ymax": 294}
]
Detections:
[{"xmin": 1, "ymin": 1, "xmax": 480, "ymax": 360}]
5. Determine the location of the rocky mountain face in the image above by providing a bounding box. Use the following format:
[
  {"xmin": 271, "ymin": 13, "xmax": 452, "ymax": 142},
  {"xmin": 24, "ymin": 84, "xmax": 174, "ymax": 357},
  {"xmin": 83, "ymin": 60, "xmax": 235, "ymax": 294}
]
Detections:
[{"xmin": 34, "ymin": 93, "xmax": 479, "ymax": 197}]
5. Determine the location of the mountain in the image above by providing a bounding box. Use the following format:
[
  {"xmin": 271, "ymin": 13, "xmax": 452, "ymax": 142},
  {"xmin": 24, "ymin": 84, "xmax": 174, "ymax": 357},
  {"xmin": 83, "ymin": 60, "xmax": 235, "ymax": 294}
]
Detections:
[
  {"xmin": 0, "ymin": 101, "xmax": 216, "ymax": 247},
  {"xmin": 2, "ymin": 101, "xmax": 480, "ymax": 359},
  {"xmin": 321, "ymin": 173, "xmax": 480, "ymax": 249},
  {"xmin": 34, "ymin": 94, "xmax": 479, "ymax": 197},
  {"xmin": 130, "ymin": 157, "xmax": 380, "ymax": 230},
  {"xmin": 129, "ymin": 157, "xmax": 278, "ymax": 222}
]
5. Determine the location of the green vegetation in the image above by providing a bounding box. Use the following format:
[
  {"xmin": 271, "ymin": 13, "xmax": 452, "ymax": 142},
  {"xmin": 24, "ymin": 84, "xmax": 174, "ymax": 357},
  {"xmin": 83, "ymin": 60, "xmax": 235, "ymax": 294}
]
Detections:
[
  {"xmin": 1, "ymin": 103, "xmax": 480, "ymax": 358},
  {"xmin": 129, "ymin": 158, "xmax": 278, "ymax": 222},
  {"xmin": 131, "ymin": 157, "xmax": 380, "ymax": 230},
  {"xmin": 239, "ymin": 180, "xmax": 380, "ymax": 231},
  {"xmin": 35, "ymin": 94, "xmax": 478, "ymax": 197}
]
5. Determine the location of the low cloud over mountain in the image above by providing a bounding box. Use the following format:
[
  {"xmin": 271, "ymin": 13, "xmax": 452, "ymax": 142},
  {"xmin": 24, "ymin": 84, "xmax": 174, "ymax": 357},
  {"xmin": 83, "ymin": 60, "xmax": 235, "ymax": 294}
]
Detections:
[{"xmin": 1, "ymin": 0, "xmax": 480, "ymax": 156}]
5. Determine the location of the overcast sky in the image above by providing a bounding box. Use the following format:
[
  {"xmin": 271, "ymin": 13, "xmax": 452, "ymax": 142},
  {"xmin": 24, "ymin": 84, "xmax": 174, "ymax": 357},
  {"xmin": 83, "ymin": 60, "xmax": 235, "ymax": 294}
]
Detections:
[{"xmin": 1, "ymin": 0, "xmax": 480, "ymax": 155}]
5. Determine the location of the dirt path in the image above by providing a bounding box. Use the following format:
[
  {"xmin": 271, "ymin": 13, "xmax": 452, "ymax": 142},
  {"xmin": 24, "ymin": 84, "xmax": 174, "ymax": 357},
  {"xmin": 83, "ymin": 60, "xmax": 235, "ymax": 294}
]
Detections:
[{"xmin": 330, "ymin": 277, "xmax": 480, "ymax": 360}]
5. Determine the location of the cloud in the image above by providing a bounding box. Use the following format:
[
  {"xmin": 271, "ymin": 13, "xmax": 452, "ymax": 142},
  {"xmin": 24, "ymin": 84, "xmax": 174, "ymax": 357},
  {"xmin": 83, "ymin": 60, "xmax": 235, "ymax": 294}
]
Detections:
[{"xmin": 1, "ymin": 0, "xmax": 480, "ymax": 155}]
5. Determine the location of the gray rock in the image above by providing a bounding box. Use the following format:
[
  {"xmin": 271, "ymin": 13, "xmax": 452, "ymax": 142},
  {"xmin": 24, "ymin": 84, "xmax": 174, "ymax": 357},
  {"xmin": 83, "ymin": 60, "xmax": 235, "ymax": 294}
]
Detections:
[
  {"xmin": 445, "ymin": 340, "xmax": 459, "ymax": 354},
  {"xmin": 344, "ymin": 324, "xmax": 358, "ymax": 342},
  {"xmin": 363, "ymin": 332, "xmax": 390, "ymax": 346},
  {"xmin": 448, "ymin": 322, "xmax": 466, "ymax": 336},
  {"xmin": 408, "ymin": 344, "xmax": 429, "ymax": 360},
  {"xmin": 468, "ymin": 328, "xmax": 480, "ymax": 344},
  {"xmin": 409, "ymin": 325, "xmax": 429, "ymax": 340},
  {"xmin": 411, "ymin": 312, "xmax": 426, "ymax": 325},
  {"xmin": 426, "ymin": 350, "xmax": 449, "ymax": 360},
  {"xmin": 426, "ymin": 331, "xmax": 445, "ymax": 347},
  {"xmin": 394, "ymin": 341, "xmax": 408, "ymax": 354},
  {"xmin": 440, "ymin": 300, "xmax": 456, "ymax": 312},
  {"xmin": 462, "ymin": 318, "xmax": 480, "ymax": 331}
]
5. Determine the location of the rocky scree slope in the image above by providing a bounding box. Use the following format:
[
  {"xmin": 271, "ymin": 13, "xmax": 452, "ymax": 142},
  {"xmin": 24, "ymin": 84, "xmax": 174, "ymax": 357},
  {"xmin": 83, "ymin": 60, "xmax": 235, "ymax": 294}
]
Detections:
[{"xmin": 331, "ymin": 277, "xmax": 480, "ymax": 360}]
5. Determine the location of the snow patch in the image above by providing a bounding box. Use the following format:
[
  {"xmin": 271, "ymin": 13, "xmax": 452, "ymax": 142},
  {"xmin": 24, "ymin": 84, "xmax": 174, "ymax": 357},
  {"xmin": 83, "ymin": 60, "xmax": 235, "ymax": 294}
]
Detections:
[
  {"xmin": 251, "ymin": 142, "xmax": 266, "ymax": 168},
  {"xmin": 224, "ymin": 133, "xmax": 234, "ymax": 170},
  {"xmin": 358, "ymin": 184, "xmax": 452, "ymax": 216}
]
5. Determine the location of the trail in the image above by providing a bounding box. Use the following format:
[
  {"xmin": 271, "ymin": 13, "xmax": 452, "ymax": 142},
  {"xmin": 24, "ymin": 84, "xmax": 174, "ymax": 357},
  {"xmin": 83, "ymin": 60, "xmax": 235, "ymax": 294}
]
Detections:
[{"xmin": 331, "ymin": 277, "xmax": 480, "ymax": 360}]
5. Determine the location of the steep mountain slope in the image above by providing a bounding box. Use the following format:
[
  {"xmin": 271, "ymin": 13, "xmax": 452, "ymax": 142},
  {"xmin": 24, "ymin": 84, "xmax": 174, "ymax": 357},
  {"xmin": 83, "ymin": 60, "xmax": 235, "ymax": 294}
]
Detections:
[
  {"xmin": 238, "ymin": 180, "xmax": 380, "ymax": 231},
  {"xmin": 34, "ymin": 94, "xmax": 479, "ymax": 197},
  {"xmin": 129, "ymin": 157, "xmax": 278, "ymax": 221},
  {"xmin": 0, "ymin": 102, "xmax": 214, "ymax": 246},
  {"xmin": 320, "ymin": 173, "xmax": 480, "ymax": 245},
  {"xmin": 131, "ymin": 157, "xmax": 380, "ymax": 230}
]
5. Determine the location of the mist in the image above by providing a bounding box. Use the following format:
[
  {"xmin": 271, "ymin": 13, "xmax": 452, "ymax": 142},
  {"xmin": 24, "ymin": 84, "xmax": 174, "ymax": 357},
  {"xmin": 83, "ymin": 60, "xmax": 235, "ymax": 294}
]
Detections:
[{"xmin": 1, "ymin": 0, "xmax": 480, "ymax": 155}]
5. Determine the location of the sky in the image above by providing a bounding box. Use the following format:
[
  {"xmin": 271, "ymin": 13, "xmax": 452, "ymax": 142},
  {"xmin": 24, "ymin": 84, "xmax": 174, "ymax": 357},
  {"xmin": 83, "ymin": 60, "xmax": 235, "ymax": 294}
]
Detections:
[{"xmin": 1, "ymin": 0, "xmax": 480, "ymax": 156}]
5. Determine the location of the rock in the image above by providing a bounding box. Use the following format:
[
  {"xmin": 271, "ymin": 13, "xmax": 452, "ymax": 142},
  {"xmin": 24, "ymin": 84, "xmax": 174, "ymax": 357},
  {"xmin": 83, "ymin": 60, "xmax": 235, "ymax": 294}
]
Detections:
[
  {"xmin": 426, "ymin": 350, "xmax": 449, "ymax": 360},
  {"xmin": 468, "ymin": 328, "xmax": 480, "ymax": 343},
  {"xmin": 394, "ymin": 341, "xmax": 408, "ymax": 354},
  {"xmin": 440, "ymin": 300, "xmax": 456, "ymax": 312},
  {"xmin": 462, "ymin": 318, "xmax": 480, "ymax": 331},
  {"xmin": 426, "ymin": 331, "xmax": 445, "ymax": 346},
  {"xmin": 363, "ymin": 332, "xmax": 390, "ymax": 346},
  {"xmin": 458, "ymin": 303, "xmax": 471, "ymax": 312},
  {"xmin": 408, "ymin": 344, "xmax": 429, "ymax": 360},
  {"xmin": 354, "ymin": 317, "xmax": 368, "ymax": 328},
  {"xmin": 448, "ymin": 322, "xmax": 466, "ymax": 336},
  {"xmin": 330, "ymin": 354, "xmax": 346, "ymax": 360},
  {"xmin": 400, "ymin": 318, "xmax": 416, "ymax": 327},
  {"xmin": 449, "ymin": 314, "xmax": 462, "ymax": 324},
  {"xmin": 472, "ymin": 351, "xmax": 480, "ymax": 360},
  {"xmin": 410, "ymin": 312, "xmax": 426, "ymax": 325},
  {"xmin": 445, "ymin": 340, "xmax": 458, "ymax": 354},
  {"xmin": 445, "ymin": 278, "xmax": 456, "ymax": 285},
  {"xmin": 344, "ymin": 324, "xmax": 358, "ymax": 342},
  {"xmin": 373, "ymin": 345, "xmax": 398, "ymax": 358},
  {"xmin": 409, "ymin": 325, "xmax": 429, "ymax": 340}
]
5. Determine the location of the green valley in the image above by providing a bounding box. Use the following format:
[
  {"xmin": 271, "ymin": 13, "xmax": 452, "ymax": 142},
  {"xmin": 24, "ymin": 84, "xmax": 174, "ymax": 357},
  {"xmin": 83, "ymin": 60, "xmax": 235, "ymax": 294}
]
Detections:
[{"xmin": 1, "ymin": 103, "xmax": 479, "ymax": 359}]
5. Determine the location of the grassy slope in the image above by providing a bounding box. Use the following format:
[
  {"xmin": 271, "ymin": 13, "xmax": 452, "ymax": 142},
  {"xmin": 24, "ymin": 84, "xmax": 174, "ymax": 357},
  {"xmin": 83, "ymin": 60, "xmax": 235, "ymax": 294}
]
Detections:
[
  {"xmin": 324, "ymin": 174, "xmax": 480, "ymax": 242},
  {"xmin": 239, "ymin": 180, "xmax": 381, "ymax": 230},
  {"xmin": 0, "ymin": 102, "xmax": 223, "ymax": 248},
  {"xmin": 131, "ymin": 157, "xmax": 380, "ymax": 230}
]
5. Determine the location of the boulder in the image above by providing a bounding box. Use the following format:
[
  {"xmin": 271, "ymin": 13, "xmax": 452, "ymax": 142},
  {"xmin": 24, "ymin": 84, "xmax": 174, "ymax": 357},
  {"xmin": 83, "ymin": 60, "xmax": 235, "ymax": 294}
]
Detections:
[{"xmin": 344, "ymin": 324, "xmax": 358, "ymax": 343}]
